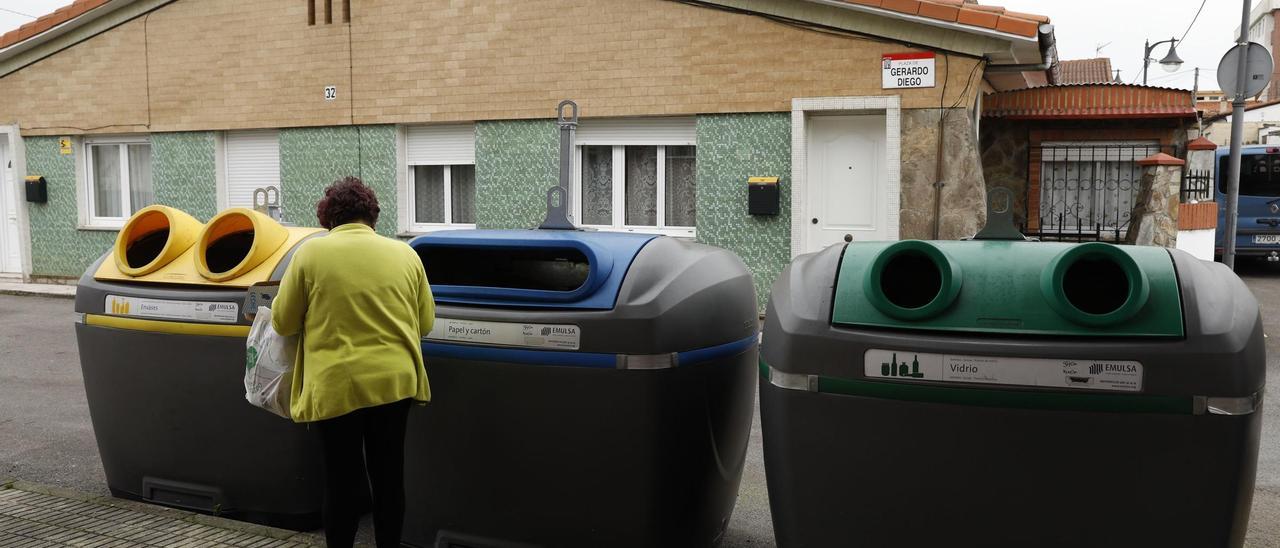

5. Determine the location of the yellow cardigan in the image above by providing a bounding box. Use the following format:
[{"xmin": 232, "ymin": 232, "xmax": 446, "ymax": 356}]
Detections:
[{"xmin": 272, "ymin": 223, "xmax": 434, "ymax": 422}]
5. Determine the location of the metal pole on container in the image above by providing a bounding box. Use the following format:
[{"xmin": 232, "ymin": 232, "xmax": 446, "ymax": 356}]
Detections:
[
  {"xmin": 539, "ymin": 100, "xmax": 580, "ymax": 230},
  {"xmin": 558, "ymin": 100, "xmax": 579, "ymax": 201},
  {"xmin": 1224, "ymin": 0, "xmax": 1251, "ymax": 269}
]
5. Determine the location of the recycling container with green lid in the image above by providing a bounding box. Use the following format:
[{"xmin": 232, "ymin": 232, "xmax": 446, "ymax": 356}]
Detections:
[{"xmin": 760, "ymin": 237, "xmax": 1264, "ymax": 548}]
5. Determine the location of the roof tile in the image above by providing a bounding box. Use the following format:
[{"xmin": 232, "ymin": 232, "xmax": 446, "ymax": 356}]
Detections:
[
  {"xmin": 918, "ymin": 1, "xmax": 961, "ymax": 22},
  {"xmin": 843, "ymin": 0, "xmax": 884, "ymax": 7},
  {"xmin": 995, "ymin": 14, "xmax": 1038, "ymax": 36},
  {"xmin": 955, "ymin": 7, "xmax": 1000, "ymax": 29},
  {"xmin": 881, "ymin": 0, "xmax": 922, "ymax": 15},
  {"xmin": 1058, "ymin": 58, "xmax": 1114, "ymax": 84},
  {"xmin": 1002, "ymin": 9, "xmax": 1049, "ymax": 23}
]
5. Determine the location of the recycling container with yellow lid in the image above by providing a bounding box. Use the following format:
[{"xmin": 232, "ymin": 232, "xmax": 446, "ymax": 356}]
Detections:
[{"xmin": 74, "ymin": 206, "xmax": 327, "ymax": 529}]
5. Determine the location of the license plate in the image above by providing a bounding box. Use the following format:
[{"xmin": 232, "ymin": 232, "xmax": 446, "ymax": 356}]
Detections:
[{"xmin": 1254, "ymin": 235, "xmax": 1280, "ymax": 244}]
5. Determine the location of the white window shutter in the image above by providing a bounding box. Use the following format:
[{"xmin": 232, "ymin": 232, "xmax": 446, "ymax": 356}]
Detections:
[
  {"xmin": 407, "ymin": 124, "xmax": 475, "ymax": 165},
  {"xmin": 225, "ymin": 130, "xmax": 281, "ymax": 208},
  {"xmin": 574, "ymin": 117, "xmax": 696, "ymax": 146}
]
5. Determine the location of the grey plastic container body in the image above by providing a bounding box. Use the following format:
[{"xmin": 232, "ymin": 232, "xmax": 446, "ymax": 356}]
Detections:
[
  {"xmin": 403, "ymin": 236, "xmax": 759, "ymax": 548},
  {"xmin": 73, "ymin": 252, "xmax": 326, "ymax": 530},
  {"xmin": 760, "ymin": 244, "xmax": 1265, "ymax": 548}
]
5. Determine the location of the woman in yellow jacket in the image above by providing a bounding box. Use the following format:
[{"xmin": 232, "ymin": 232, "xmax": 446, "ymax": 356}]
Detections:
[{"xmin": 272, "ymin": 176, "xmax": 433, "ymax": 548}]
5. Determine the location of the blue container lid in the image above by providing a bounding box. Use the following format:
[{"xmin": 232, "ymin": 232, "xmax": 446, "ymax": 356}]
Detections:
[{"xmin": 409, "ymin": 229, "xmax": 659, "ymax": 310}]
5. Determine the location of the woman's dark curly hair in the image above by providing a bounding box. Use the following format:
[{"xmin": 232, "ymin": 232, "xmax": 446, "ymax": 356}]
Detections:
[{"xmin": 316, "ymin": 176, "xmax": 380, "ymax": 229}]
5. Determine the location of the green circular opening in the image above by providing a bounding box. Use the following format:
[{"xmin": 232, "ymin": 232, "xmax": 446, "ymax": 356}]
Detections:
[
  {"xmin": 864, "ymin": 241, "xmax": 962, "ymax": 321},
  {"xmin": 879, "ymin": 250, "xmax": 942, "ymax": 310},
  {"xmin": 1041, "ymin": 243, "xmax": 1150, "ymax": 327},
  {"xmin": 1062, "ymin": 255, "xmax": 1130, "ymax": 315}
]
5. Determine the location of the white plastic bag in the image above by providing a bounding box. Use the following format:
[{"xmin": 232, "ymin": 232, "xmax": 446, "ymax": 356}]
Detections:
[{"xmin": 244, "ymin": 306, "xmax": 297, "ymax": 419}]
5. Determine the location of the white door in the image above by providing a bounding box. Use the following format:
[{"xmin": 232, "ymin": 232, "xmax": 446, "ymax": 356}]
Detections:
[
  {"xmin": 0, "ymin": 139, "xmax": 21, "ymax": 274},
  {"xmin": 805, "ymin": 115, "xmax": 888, "ymax": 252}
]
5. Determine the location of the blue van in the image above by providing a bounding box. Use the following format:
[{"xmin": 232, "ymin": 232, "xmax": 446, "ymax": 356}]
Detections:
[{"xmin": 1217, "ymin": 145, "xmax": 1280, "ymax": 260}]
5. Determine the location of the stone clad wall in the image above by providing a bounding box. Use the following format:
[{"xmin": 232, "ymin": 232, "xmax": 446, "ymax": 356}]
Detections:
[
  {"xmin": 978, "ymin": 119, "xmax": 1029, "ymax": 224},
  {"xmin": 900, "ymin": 108, "xmax": 987, "ymax": 240},
  {"xmin": 1126, "ymin": 159, "xmax": 1183, "ymax": 247}
]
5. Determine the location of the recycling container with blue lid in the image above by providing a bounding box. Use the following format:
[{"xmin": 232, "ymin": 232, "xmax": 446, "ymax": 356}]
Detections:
[{"xmin": 403, "ymin": 228, "xmax": 759, "ymax": 548}]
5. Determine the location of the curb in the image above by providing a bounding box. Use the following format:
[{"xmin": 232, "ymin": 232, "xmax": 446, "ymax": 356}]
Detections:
[
  {"xmin": 2, "ymin": 480, "xmax": 332, "ymax": 546},
  {"xmin": 0, "ymin": 288, "xmax": 76, "ymax": 299}
]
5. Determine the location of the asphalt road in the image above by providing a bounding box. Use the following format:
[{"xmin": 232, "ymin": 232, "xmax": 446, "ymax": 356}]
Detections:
[{"xmin": 1, "ymin": 268, "xmax": 1278, "ymax": 546}]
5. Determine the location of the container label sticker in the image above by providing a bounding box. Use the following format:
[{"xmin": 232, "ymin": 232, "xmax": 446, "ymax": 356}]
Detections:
[
  {"xmin": 426, "ymin": 318, "xmax": 580, "ymax": 350},
  {"xmin": 864, "ymin": 349, "xmax": 1143, "ymax": 392},
  {"xmin": 105, "ymin": 295, "xmax": 240, "ymax": 324}
]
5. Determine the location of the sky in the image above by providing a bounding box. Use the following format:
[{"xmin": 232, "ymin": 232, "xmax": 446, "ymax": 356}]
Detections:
[
  {"xmin": 997, "ymin": 0, "xmax": 1243, "ymax": 92},
  {"xmin": 0, "ymin": 0, "xmax": 1256, "ymax": 92}
]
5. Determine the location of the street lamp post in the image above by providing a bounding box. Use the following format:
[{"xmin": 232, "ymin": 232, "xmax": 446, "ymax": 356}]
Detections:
[{"xmin": 1143, "ymin": 37, "xmax": 1185, "ymax": 85}]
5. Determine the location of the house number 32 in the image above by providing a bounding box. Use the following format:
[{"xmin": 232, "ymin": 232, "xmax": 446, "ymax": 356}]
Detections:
[{"xmin": 324, "ymin": 86, "xmax": 337, "ymax": 101}]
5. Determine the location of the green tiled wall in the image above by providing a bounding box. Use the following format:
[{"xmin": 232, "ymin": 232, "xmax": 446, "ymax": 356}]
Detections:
[
  {"xmin": 24, "ymin": 137, "xmax": 116, "ymax": 277},
  {"xmin": 475, "ymin": 119, "xmax": 558, "ymax": 229},
  {"xmin": 695, "ymin": 113, "xmax": 792, "ymax": 312},
  {"xmin": 152, "ymin": 132, "xmax": 218, "ymax": 221},
  {"xmin": 279, "ymin": 125, "xmax": 398, "ymax": 237}
]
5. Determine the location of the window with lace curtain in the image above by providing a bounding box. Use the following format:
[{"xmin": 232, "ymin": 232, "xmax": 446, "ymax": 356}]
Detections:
[
  {"xmin": 83, "ymin": 136, "xmax": 154, "ymax": 229},
  {"xmin": 405, "ymin": 124, "xmax": 476, "ymax": 231},
  {"xmin": 574, "ymin": 144, "xmax": 697, "ymax": 237}
]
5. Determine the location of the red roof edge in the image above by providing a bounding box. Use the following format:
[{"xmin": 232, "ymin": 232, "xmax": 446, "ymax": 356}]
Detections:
[
  {"xmin": 1136, "ymin": 153, "xmax": 1185, "ymax": 167},
  {"xmin": 1186, "ymin": 137, "xmax": 1218, "ymax": 151},
  {"xmin": 0, "ymin": 0, "xmax": 110, "ymax": 51}
]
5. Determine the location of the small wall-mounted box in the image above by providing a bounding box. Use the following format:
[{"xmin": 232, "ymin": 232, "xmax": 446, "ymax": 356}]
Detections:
[
  {"xmin": 25, "ymin": 176, "xmax": 47, "ymax": 203},
  {"xmin": 748, "ymin": 176, "xmax": 780, "ymax": 216}
]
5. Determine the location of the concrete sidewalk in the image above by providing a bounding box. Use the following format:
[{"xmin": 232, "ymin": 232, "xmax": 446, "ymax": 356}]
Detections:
[
  {"xmin": 0, "ymin": 480, "xmax": 331, "ymax": 548},
  {"xmin": 0, "ymin": 281, "xmax": 75, "ymax": 299}
]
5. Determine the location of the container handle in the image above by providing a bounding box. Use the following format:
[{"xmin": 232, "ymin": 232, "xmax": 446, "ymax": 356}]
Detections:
[
  {"xmin": 538, "ymin": 186, "xmax": 576, "ymax": 230},
  {"xmin": 972, "ymin": 187, "xmax": 1028, "ymax": 241}
]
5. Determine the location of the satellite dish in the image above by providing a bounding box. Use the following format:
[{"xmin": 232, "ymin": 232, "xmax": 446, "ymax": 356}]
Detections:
[{"xmin": 1218, "ymin": 42, "xmax": 1274, "ymax": 98}]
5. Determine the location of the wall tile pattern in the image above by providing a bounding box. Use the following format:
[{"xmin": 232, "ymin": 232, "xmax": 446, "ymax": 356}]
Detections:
[
  {"xmin": 24, "ymin": 137, "xmax": 115, "ymax": 277},
  {"xmin": 695, "ymin": 114, "xmax": 792, "ymax": 312},
  {"xmin": 152, "ymin": 131, "xmax": 218, "ymax": 220},
  {"xmin": 474, "ymin": 119, "xmax": 559, "ymax": 230},
  {"xmin": 279, "ymin": 125, "xmax": 398, "ymax": 237}
]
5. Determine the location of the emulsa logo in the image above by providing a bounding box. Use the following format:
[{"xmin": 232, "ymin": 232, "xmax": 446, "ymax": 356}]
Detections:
[{"xmin": 1089, "ymin": 362, "xmax": 1138, "ymax": 375}]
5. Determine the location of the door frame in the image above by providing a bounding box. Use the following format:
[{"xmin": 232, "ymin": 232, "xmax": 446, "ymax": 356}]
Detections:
[
  {"xmin": 790, "ymin": 96, "xmax": 901, "ymax": 257},
  {"xmin": 0, "ymin": 125, "xmax": 32, "ymax": 278}
]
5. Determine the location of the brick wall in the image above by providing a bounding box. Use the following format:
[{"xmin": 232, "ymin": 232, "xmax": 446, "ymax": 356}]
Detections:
[
  {"xmin": 0, "ymin": 18, "xmax": 149, "ymax": 133},
  {"xmin": 0, "ymin": 0, "xmax": 983, "ymax": 135}
]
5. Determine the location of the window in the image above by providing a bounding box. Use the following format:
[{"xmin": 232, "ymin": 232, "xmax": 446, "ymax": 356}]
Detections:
[
  {"xmin": 576, "ymin": 145, "xmax": 697, "ymax": 234},
  {"xmin": 1037, "ymin": 141, "xmax": 1160, "ymax": 233},
  {"xmin": 571, "ymin": 118, "xmax": 697, "ymax": 237},
  {"xmin": 84, "ymin": 137, "xmax": 154, "ymax": 228},
  {"xmin": 411, "ymin": 165, "xmax": 475, "ymax": 224},
  {"xmin": 1222, "ymin": 154, "xmax": 1280, "ymax": 197},
  {"xmin": 405, "ymin": 124, "xmax": 476, "ymax": 231}
]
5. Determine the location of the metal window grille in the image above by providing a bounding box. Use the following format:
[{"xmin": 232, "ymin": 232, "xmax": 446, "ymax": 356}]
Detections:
[{"xmin": 1024, "ymin": 143, "xmax": 1174, "ymax": 243}]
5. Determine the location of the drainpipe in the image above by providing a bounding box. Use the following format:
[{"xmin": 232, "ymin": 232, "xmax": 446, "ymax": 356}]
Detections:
[{"xmin": 933, "ymin": 108, "xmax": 946, "ymax": 240}]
